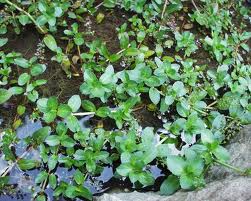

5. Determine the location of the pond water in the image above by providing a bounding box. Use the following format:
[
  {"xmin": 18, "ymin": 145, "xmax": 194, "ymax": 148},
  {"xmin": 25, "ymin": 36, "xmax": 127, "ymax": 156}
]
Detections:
[{"xmin": 0, "ymin": 114, "xmax": 165, "ymax": 200}]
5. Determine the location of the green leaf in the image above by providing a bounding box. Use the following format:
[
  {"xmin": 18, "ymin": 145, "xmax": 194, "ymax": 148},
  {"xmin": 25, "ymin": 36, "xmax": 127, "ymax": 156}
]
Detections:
[
  {"xmin": 32, "ymin": 126, "xmax": 51, "ymax": 144},
  {"xmin": 36, "ymin": 195, "xmax": 46, "ymax": 201},
  {"xmin": 86, "ymin": 159, "xmax": 96, "ymax": 172},
  {"xmin": 160, "ymin": 175, "xmax": 180, "ymax": 195},
  {"xmin": 165, "ymin": 95, "xmax": 175, "ymax": 105},
  {"xmin": 18, "ymin": 15, "xmax": 30, "ymax": 25},
  {"xmin": 68, "ymin": 95, "xmax": 81, "ymax": 112},
  {"xmin": 173, "ymin": 81, "xmax": 186, "ymax": 97},
  {"xmin": 14, "ymin": 58, "xmax": 29, "ymax": 68},
  {"xmin": 28, "ymin": 91, "xmax": 39, "ymax": 102},
  {"xmin": 213, "ymin": 145, "xmax": 230, "ymax": 162},
  {"xmin": 75, "ymin": 186, "xmax": 92, "ymax": 200},
  {"xmin": 116, "ymin": 163, "xmax": 132, "ymax": 177},
  {"xmin": 49, "ymin": 174, "xmax": 57, "ymax": 189},
  {"xmin": 149, "ymin": 87, "xmax": 160, "ymax": 105},
  {"xmin": 31, "ymin": 64, "xmax": 46, "ymax": 76},
  {"xmin": 100, "ymin": 65, "xmax": 116, "ymax": 85},
  {"xmin": 48, "ymin": 155, "xmax": 58, "ymax": 171},
  {"xmin": 176, "ymin": 101, "xmax": 190, "ymax": 117},
  {"xmin": 81, "ymin": 100, "xmax": 96, "ymax": 112},
  {"xmin": 74, "ymin": 34, "xmax": 84, "ymax": 46},
  {"xmin": 61, "ymin": 136, "xmax": 75, "ymax": 148},
  {"xmin": 0, "ymin": 89, "xmax": 12, "ymax": 104},
  {"xmin": 96, "ymin": 12, "xmax": 105, "ymax": 24},
  {"xmin": 96, "ymin": 107, "xmax": 110, "ymax": 117},
  {"xmin": 44, "ymin": 111, "xmax": 57, "ymax": 123},
  {"xmin": 65, "ymin": 185, "xmax": 77, "ymax": 199},
  {"xmin": 18, "ymin": 159, "xmax": 38, "ymax": 170},
  {"xmin": 125, "ymin": 47, "xmax": 139, "ymax": 56},
  {"xmin": 241, "ymin": 43, "xmax": 249, "ymax": 52},
  {"xmin": 137, "ymin": 31, "xmax": 146, "ymax": 43},
  {"xmin": 47, "ymin": 96, "xmax": 58, "ymax": 110},
  {"xmin": 74, "ymin": 149, "xmax": 85, "ymax": 160},
  {"xmin": 17, "ymin": 105, "xmax": 26, "ymax": 115},
  {"xmin": 9, "ymin": 87, "xmax": 24, "ymax": 95},
  {"xmin": 35, "ymin": 171, "xmax": 48, "ymax": 184},
  {"xmin": 166, "ymin": 2, "xmax": 183, "ymax": 14},
  {"xmin": 119, "ymin": 32, "xmax": 129, "ymax": 49},
  {"xmin": 18, "ymin": 73, "xmax": 30, "ymax": 86},
  {"xmin": 45, "ymin": 135, "xmax": 60, "ymax": 146},
  {"xmin": 180, "ymin": 173, "xmax": 194, "ymax": 189},
  {"xmin": 66, "ymin": 115, "xmax": 80, "ymax": 132},
  {"xmin": 74, "ymin": 169, "xmax": 85, "ymax": 185},
  {"xmin": 212, "ymin": 115, "xmax": 226, "ymax": 130},
  {"xmin": 43, "ymin": 34, "xmax": 58, "ymax": 52},
  {"xmin": 201, "ymin": 129, "xmax": 214, "ymax": 144},
  {"xmin": 137, "ymin": 172, "xmax": 155, "ymax": 186},
  {"xmin": 57, "ymin": 104, "xmax": 72, "ymax": 118},
  {"xmin": 0, "ymin": 38, "xmax": 8, "ymax": 47},
  {"xmin": 169, "ymin": 118, "xmax": 186, "ymax": 135},
  {"xmin": 166, "ymin": 155, "xmax": 186, "ymax": 176},
  {"xmin": 103, "ymin": 0, "xmax": 116, "ymax": 8},
  {"xmin": 109, "ymin": 54, "xmax": 121, "ymax": 62}
]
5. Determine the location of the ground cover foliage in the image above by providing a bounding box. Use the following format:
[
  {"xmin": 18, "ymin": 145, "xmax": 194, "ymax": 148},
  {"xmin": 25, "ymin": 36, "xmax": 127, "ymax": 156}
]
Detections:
[{"xmin": 0, "ymin": 0, "xmax": 251, "ymax": 200}]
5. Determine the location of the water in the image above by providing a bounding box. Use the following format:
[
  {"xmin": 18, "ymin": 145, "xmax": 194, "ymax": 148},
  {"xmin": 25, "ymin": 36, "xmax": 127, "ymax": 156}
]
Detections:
[
  {"xmin": 0, "ymin": 114, "xmax": 166, "ymax": 200},
  {"xmin": 0, "ymin": 115, "xmax": 116, "ymax": 200}
]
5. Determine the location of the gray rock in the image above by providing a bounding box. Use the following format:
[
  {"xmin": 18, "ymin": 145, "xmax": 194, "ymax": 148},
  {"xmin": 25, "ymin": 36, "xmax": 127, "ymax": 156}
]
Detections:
[
  {"xmin": 95, "ymin": 177, "xmax": 251, "ymax": 201},
  {"xmin": 95, "ymin": 126, "xmax": 251, "ymax": 201},
  {"xmin": 207, "ymin": 125, "xmax": 251, "ymax": 182}
]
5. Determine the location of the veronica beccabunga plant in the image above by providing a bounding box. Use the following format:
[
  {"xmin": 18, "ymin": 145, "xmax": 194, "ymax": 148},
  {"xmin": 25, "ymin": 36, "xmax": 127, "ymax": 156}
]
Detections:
[{"xmin": 0, "ymin": 0, "xmax": 251, "ymax": 200}]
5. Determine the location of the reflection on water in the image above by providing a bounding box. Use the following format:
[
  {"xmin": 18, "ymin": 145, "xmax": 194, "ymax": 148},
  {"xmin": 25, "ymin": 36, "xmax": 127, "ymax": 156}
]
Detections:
[
  {"xmin": 0, "ymin": 157, "xmax": 8, "ymax": 175},
  {"xmin": 150, "ymin": 165, "xmax": 164, "ymax": 179},
  {"xmin": 96, "ymin": 166, "xmax": 114, "ymax": 183},
  {"xmin": 16, "ymin": 116, "xmax": 42, "ymax": 139},
  {"xmin": 0, "ymin": 192, "xmax": 31, "ymax": 201},
  {"xmin": 0, "ymin": 118, "xmax": 3, "ymax": 127}
]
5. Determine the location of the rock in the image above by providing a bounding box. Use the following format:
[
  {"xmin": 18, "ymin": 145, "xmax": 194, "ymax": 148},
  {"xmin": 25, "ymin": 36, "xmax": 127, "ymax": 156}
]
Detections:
[
  {"xmin": 178, "ymin": 16, "xmax": 184, "ymax": 21},
  {"xmin": 95, "ymin": 177, "xmax": 251, "ymax": 201},
  {"xmin": 184, "ymin": 23, "xmax": 194, "ymax": 30},
  {"xmin": 95, "ymin": 126, "xmax": 251, "ymax": 201},
  {"xmin": 207, "ymin": 125, "xmax": 251, "ymax": 182}
]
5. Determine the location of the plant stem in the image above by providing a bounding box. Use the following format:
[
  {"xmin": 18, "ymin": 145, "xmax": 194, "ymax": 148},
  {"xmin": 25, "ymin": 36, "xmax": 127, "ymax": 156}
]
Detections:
[
  {"xmin": 73, "ymin": 112, "xmax": 96, "ymax": 116},
  {"xmin": 95, "ymin": 2, "xmax": 104, "ymax": 9},
  {"xmin": 206, "ymin": 101, "xmax": 217, "ymax": 108},
  {"xmin": 191, "ymin": 0, "xmax": 200, "ymax": 13},
  {"xmin": 77, "ymin": 45, "xmax": 82, "ymax": 64},
  {"xmin": 4, "ymin": 0, "xmax": 46, "ymax": 34},
  {"xmin": 73, "ymin": 109, "xmax": 117, "ymax": 116},
  {"xmin": 105, "ymin": 46, "xmax": 128, "ymax": 62},
  {"xmin": 214, "ymin": 159, "xmax": 245, "ymax": 175},
  {"xmin": 161, "ymin": 0, "xmax": 169, "ymax": 19},
  {"xmin": 41, "ymin": 174, "xmax": 49, "ymax": 191},
  {"xmin": 194, "ymin": 108, "xmax": 208, "ymax": 115},
  {"xmin": 1, "ymin": 148, "xmax": 31, "ymax": 177},
  {"xmin": 156, "ymin": 137, "xmax": 168, "ymax": 147}
]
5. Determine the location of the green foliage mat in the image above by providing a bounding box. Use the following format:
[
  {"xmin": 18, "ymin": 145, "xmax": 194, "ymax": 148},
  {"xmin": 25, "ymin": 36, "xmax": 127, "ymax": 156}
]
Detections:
[{"xmin": 0, "ymin": 0, "xmax": 251, "ymax": 200}]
